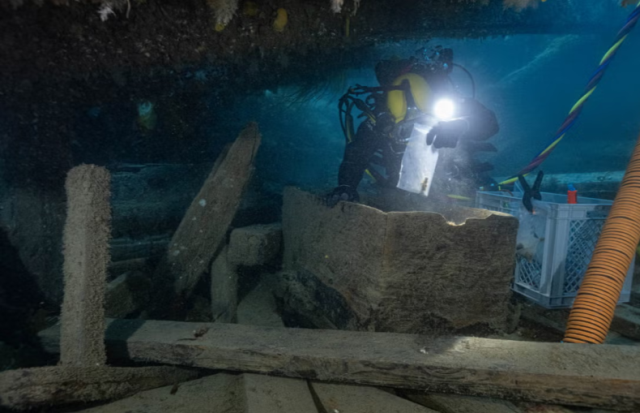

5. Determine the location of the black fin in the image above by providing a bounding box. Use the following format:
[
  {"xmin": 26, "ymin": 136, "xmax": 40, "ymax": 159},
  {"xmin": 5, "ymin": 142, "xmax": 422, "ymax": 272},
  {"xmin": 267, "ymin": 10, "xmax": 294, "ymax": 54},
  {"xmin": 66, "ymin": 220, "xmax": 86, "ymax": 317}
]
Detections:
[
  {"xmin": 532, "ymin": 171, "xmax": 544, "ymax": 200},
  {"xmin": 518, "ymin": 175, "xmax": 534, "ymax": 213}
]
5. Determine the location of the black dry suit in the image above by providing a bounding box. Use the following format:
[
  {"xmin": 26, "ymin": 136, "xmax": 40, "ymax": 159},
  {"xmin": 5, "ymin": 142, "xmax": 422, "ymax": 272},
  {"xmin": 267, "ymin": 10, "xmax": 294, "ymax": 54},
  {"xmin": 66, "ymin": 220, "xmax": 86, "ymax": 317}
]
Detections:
[{"xmin": 334, "ymin": 58, "xmax": 499, "ymax": 203}]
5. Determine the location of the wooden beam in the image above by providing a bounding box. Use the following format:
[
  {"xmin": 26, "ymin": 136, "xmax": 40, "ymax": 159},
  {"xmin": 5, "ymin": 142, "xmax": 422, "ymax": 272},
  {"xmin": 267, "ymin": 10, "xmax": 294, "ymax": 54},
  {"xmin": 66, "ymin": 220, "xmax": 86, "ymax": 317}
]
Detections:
[
  {"xmin": 405, "ymin": 393, "xmax": 522, "ymax": 413},
  {"xmin": 243, "ymin": 374, "xmax": 317, "ymax": 413},
  {"xmin": 67, "ymin": 373, "xmax": 243, "ymax": 413},
  {"xmin": 0, "ymin": 366, "xmax": 198, "ymax": 410},
  {"xmin": 39, "ymin": 320, "xmax": 640, "ymax": 411},
  {"xmin": 516, "ymin": 403, "xmax": 576, "ymax": 413},
  {"xmin": 153, "ymin": 123, "xmax": 260, "ymax": 303},
  {"xmin": 311, "ymin": 383, "xmax": 438, "ymax": 413}
]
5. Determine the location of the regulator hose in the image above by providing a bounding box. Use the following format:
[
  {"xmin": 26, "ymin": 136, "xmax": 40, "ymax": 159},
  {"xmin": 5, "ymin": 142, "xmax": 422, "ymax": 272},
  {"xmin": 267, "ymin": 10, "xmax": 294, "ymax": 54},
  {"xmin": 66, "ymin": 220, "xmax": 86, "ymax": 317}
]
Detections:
[
  {"xmin": 563, "ymin": 131, "xmax": 640, "ymax": 344},
  {"xmin": 452, "ymin": 63, "xmax": 476, "ymax": 99}
]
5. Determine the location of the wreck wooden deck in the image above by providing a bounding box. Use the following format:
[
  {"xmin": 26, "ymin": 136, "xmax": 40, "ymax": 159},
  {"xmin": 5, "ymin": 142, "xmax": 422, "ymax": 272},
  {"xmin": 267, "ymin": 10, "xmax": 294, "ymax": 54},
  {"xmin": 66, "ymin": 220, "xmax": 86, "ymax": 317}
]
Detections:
[{"xmin": 39, "ymin": 318, "xmax": 640, "ymax": 411}]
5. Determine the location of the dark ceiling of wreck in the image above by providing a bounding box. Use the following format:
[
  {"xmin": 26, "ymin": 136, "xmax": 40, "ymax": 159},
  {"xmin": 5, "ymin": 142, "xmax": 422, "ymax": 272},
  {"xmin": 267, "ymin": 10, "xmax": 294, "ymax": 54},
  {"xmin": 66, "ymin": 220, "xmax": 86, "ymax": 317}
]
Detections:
[{"xmin": 0, "ymin": 0, "xmax": 624, "ymax": 89}]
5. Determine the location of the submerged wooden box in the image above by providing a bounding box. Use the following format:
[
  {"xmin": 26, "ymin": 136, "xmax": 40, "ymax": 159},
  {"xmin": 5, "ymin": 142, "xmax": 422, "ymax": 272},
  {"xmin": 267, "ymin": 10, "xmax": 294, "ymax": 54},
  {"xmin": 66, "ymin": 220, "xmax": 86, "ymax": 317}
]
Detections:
[{"xmin": 280, "ymin": 187, "xmax": 519, "ymax": 334}]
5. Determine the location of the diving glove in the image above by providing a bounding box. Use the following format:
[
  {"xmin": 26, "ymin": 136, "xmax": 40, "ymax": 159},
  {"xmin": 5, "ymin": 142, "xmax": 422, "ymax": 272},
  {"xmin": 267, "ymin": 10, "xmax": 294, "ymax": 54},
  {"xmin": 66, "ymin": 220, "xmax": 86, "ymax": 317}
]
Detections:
[
  {"xmin": 325, "ymin": 185, "xmax": 359, "ymax": 208},
  {"xmin": 426, "ymin": 119, "xmax": 469, "ymax": 149}
]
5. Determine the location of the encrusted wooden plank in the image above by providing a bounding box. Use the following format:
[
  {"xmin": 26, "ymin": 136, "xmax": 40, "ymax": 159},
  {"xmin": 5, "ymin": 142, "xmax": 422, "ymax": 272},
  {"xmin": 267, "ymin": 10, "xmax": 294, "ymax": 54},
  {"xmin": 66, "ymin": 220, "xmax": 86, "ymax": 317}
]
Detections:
[
  {"xmin": 76, "ymin": 373, "xmax": 243, "ymax": 413},
  {"xmin": 406, "ymin": 393, "xmax": 521, "ymax": 413},
  {"xmin": 0, "ymin": 366, "xmax": 198, "ymax": 410},
  {"xmin": 312, "ymin": 383, "xmax": 439, "ymax": 413},
  {"xmin": 516, "ymin": 403, "xmax": 575, "ymax": 413},
  {"xmin": 243, "ymin": 374, "xmax": 317, "ymax": 413},
  {"xmin": 39, "ymin": 319, "xmax": 640, "ymax": 411},
  {"xmin": 153, "ymin": 123, "xmax": 261, "ymax": 303}
]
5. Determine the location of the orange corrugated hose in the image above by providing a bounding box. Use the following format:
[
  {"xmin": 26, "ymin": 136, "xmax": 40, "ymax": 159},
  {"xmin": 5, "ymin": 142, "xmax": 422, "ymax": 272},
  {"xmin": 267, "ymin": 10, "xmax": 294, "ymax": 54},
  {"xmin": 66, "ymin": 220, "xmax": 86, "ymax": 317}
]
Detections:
[{"xmin": 564, "ymin": 132, "xmax": 640, "ymax": 344}]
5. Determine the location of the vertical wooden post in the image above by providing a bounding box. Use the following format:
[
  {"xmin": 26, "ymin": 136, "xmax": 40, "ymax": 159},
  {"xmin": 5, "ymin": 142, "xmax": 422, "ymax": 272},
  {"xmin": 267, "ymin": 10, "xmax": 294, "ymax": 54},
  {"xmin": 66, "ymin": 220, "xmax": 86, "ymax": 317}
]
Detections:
[{"xmin": 60, "ymin": 164, "xmax": 111, "ymax": 366}]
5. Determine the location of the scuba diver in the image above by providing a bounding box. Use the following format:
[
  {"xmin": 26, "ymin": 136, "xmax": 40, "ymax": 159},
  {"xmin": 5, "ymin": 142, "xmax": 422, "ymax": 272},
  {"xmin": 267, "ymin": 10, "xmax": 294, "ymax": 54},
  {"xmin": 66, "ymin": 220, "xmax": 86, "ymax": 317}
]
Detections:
[{"xmin": 327, "ymin": 46, "xmax": 499, "ymax": 206}]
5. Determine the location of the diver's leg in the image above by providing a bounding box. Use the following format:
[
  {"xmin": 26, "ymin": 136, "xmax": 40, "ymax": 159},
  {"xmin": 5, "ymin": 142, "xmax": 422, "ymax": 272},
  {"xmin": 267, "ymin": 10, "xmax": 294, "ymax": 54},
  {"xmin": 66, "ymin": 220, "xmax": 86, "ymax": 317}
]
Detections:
[
  {"xmin": 381, "ymin": 142, "xmax": 404, "ymax": 188},
  {"xmin": 327, "ymin": 121, "xmax": 380, "ymax": 205},
  {"xmin": 337, "ymin": 121, "xmax": 380, "ymax": 190}
]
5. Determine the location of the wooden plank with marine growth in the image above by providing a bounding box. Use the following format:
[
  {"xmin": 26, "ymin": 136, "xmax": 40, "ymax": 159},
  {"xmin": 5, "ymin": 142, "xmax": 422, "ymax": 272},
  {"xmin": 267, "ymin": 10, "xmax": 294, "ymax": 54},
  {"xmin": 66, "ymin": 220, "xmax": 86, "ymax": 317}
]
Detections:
[
  {"xmin": 311, "ymin": 383, "xmax": 439, "ymax": 413},
  {"xmin": 405, "ymin": 393, "xmax": 522, "ymax": 413},
  {"xmin": 153, "ymin": 122, "xmax": 261, "ymax": 307},
  {"xmin": 38, "ymin": 320, "xmax": 640, "ymax": 411},
  {"xmin": 0, "ymin": 366, "xmax": 199, "ymax": 410},
  {"xmin": 72, "ymin": 373, "xmax": 244, "ymax": 413}
]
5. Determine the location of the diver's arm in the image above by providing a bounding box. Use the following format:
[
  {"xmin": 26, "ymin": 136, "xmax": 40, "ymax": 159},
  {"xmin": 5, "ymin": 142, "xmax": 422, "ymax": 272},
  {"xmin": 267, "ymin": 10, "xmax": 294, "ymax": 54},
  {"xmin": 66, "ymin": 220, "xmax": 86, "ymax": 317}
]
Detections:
[
  {"xmin": 457, "ymin": 98, "xmax": 499, "ymax": 142},
  {"xmin": 426, "ymin": 97, "xmax": 498, "ymax": 149}
]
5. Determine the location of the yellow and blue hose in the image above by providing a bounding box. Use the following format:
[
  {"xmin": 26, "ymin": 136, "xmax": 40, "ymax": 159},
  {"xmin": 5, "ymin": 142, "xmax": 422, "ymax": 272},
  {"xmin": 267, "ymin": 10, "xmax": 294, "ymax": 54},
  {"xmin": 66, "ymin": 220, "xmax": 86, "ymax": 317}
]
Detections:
[{"xmin": 500, "ymin": 1, "xmax": 640, "ymax": 186}]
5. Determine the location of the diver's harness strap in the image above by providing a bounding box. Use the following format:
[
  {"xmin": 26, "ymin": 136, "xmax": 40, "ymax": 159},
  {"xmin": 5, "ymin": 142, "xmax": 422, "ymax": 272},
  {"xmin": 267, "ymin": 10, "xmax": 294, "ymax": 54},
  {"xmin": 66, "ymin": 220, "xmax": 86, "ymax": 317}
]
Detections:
[{"xmin": 338, "ymin": 80, "xmax": 416, "ymax": 144}]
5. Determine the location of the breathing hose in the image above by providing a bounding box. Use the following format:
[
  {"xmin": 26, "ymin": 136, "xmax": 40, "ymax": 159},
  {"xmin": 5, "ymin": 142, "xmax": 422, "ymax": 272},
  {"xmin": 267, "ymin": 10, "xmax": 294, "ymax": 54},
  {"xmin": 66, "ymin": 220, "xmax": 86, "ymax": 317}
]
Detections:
[
  {"xmin": 563, "ymin": 131, "xmax": 640, "ymax": 344},
  {"xmin": 452, "ymin": 63, "xmax": 476, "ymax": 99},
  {"xmin": 499, "ymin": 1, "xmax": 640, "ymax": 185}
]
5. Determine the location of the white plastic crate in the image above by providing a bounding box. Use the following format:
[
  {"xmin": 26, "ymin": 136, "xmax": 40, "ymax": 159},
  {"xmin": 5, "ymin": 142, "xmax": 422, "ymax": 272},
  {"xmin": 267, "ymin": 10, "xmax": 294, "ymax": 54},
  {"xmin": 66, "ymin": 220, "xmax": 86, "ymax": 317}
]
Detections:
[{"xmin": 476, "ymin": 190, "xmax": 634, "ymax": 309}]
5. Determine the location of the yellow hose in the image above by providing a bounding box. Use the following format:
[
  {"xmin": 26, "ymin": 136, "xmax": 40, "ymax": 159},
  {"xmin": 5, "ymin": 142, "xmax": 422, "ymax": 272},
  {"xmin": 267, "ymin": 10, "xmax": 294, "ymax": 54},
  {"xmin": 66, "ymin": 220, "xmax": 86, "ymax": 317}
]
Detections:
[{"xmin": 564, "ymin": 131, "xmax": 640, "ymax": 344}]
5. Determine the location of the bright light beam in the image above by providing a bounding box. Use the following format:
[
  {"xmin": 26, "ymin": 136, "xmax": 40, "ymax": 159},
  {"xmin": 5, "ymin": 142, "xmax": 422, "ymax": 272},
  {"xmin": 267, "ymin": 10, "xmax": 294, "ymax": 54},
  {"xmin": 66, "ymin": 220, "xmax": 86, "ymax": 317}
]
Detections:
[{"xmin": 434, "ymin": 98, "xmax": 455, "ymax": 121}]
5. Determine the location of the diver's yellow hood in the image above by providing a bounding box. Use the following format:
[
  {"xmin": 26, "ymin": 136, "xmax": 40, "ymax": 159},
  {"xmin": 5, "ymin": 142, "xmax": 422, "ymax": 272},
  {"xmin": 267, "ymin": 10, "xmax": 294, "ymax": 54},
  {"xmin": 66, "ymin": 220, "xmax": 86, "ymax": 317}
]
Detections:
[{"xmin": 387, "ymin": 73, "xmax": 433, "ymax": 123}]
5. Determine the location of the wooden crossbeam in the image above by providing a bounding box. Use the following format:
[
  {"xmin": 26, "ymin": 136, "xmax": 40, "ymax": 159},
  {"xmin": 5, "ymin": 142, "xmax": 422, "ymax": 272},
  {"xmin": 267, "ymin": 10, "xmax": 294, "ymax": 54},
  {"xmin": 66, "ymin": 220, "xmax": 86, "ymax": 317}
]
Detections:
[
  {"xmin": 0, "ymin": 366, "xmax": 198, "ymax": 410},
  {"xmin": 39, "ymin": 319, "xmax": 640, "ymax": 411}
]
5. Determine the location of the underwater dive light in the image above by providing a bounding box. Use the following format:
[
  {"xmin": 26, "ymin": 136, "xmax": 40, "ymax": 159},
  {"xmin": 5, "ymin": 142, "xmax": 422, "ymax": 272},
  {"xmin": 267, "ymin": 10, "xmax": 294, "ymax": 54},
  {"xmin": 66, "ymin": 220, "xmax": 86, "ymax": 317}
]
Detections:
[{"xmin": 434, "ymin": 98, "xmax": 455, "ymax": 121}]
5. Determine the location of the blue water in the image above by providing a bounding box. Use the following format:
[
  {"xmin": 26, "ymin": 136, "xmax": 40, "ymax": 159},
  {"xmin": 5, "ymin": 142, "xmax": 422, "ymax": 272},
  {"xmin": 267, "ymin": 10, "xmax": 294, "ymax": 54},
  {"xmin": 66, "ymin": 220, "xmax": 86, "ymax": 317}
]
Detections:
[{"xmin": 227, "ymin": 6, "xmax": 640, "ymax": 191}]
